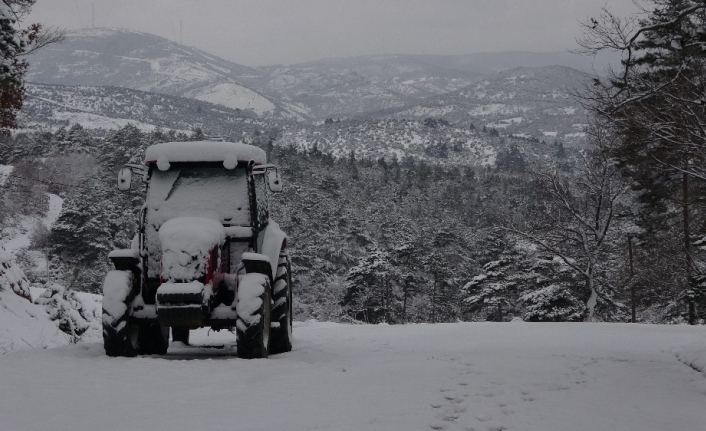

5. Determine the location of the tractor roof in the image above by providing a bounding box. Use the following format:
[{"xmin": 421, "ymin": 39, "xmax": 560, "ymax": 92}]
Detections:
[{"xmin": 144, "ymin": 141, "xmax": 267, "ymax": 166}]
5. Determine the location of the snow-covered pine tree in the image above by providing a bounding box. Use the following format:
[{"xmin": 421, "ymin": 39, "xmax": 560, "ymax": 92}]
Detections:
[
  {"xmin": 49, "ymin": 182, "xmax": 113, "ymax": 292},
  {"xmin": 34, "ymin": 284, "xmax": 97, "ymax": 342},
  {"xmin": 462, "ymin": 231, "xmax": 525, "ymax": 321},
  {"xmin": 0, "ymin": 1, "xmax": 27, "ymax": 134},
  {"xmin": 579, "ymin": 0, "xmax": 706, "ymax": 324},
  {"xmin": 520, "ymin": 255, "xmax": 583, "ymax": 322},
  {"xmin": 0, "ymin": 1, "xmax": 62, "ymax": 135},
  {"xmin": 341, "ymin": 247, "xmax": 397, "ymax": 323}
]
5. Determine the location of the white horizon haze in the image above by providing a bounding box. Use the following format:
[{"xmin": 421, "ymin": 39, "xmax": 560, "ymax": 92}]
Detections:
[{"xmin": 30, "ymin": 0, "xmax": 642, "ymax": 66}]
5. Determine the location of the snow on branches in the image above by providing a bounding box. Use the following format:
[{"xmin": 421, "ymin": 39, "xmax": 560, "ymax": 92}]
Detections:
[{"xmin": 0, "ymin": 0, "xmax": 63, "ymax": 134}]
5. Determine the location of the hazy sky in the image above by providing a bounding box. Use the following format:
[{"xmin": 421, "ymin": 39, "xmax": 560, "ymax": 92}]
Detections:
[{"xmin": 30, "ymin": 0, "xmax": 642, "ymax": 66}]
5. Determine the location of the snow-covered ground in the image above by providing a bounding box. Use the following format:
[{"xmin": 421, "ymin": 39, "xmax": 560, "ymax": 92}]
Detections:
[
  {"xmin": 0, "ymin": 322, "xmax": 704, "ymax": 431},
  {"xmin": 0, "ymin": 288, "xmax": 72, "ymax": 353}
]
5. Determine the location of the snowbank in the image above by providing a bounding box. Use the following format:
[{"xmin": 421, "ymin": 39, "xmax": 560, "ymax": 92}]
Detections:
[
  {"xmin": 35, "ymin": 285, "xmax": 101, "ymax": 342},
  {"xmin": 0, "ymin": 289, "xmax": 70, "ymax": 354},
  {"xmin": 0, "ymin": 251, "xmax": 71, "ymax": 353},
  {"xmin": 0, "ymin": 247, "xmax": 31, "ymax": 300}
]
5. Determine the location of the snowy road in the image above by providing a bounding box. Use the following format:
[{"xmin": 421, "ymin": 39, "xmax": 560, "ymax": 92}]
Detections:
[{"xmin": 1, "ymin": 322, "xmax": 705, "ymax": 431}]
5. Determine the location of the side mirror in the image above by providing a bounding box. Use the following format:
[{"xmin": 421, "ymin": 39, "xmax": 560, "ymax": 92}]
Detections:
[
  {"xmin": 117, "ymin": 167, "xmax": 132, "ymax": 191},
  {"xmin": 267, "ymin": 170, "xmax": 283, "ymax": 192}
]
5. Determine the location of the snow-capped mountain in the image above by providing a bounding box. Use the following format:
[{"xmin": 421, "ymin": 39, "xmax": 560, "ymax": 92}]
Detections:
[
  {"xmin": 26, "ymin": 28, "xmax": 288, "ymax": 118},
  {"xmin": 369, "ymin": 66, "xmax": 592, "ymax": 144}
]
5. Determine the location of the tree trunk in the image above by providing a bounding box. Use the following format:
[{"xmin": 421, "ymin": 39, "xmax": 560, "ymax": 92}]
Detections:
[
  {"xmin": 585, "ymin": 264, "xmax": 597, "ymax": 321},
  {"xmin": 402, "ymin": 279, "xmax": 409, "ymax": 324},
  {"xmin": 683, "ymin": 171, "xmax": 696, "ymax": 325},
  {"xmin": 430, "ymin": 275, "xmax": 437, "ymax": 323},
  {"xmin": 628, "ymin": 235, "xmax": 635, "ymax": 323}
]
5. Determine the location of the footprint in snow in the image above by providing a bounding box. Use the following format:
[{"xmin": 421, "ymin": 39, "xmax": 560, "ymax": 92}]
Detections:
[{"xmin": 474, "ymin": 413, "xmax": 492, "ymax": 423}]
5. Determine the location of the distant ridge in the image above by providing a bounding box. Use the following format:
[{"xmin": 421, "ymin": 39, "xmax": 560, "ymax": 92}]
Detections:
[
  {"xmin": 26, "ymin": 28, "xmax": 603, "ymax": 124},
  {"xmin": 25, "ymin": 28, "xmax": 294, "ymax": 118}
]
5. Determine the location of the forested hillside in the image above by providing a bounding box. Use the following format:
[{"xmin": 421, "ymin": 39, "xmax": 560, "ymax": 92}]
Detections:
[
  {"xmin": 19, "ymin": 83, "xmax": 274, "ymax": 137},
  {"xmin": 2, "ymin": 120, "xmax": 702, "ymax": 324}
]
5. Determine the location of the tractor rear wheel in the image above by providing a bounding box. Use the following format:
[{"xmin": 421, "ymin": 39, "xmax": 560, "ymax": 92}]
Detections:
[
  {"xmin": 236, "ymin": 273, "xmax": 271, "ymax": 359},
  {"xmin": 269, "ymin": 251, "xmax": 293, "ymax": 354}
]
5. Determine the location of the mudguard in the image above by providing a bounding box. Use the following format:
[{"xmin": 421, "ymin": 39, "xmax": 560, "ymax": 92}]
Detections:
[{"xmin": 258, "ymin": 220, "xmax": 287, "ymax": 281}]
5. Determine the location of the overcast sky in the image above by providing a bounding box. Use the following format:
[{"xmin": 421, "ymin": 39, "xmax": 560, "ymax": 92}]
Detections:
[{"xmin": 30, "ymin": 0, "xmax": 642, "ymax": 66}]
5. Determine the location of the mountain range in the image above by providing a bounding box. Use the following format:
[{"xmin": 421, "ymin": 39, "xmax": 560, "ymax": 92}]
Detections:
[{"xmin": 25, "ymin": 28, "xmax": 597, "ymax": 140}]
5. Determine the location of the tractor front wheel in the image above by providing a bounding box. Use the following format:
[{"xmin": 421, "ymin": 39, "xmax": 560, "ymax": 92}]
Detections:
[
  {"xmin": 236, "ymin": 273, "xmax": 271, "ymax": 359},
  {"xmin": 102, "ymin": 270, "xmax": 139, "ymax": 357},
  {"xmin": 269, "ymin": 251, "xmax": 293, "ymax": 355}
]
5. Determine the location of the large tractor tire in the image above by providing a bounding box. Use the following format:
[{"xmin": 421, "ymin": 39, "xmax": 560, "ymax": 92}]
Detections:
[
  {"xmin": 269, "ymin": 251, "xmax": 293, "ymax": 355},
  {"xmin": 236, "ymin": 273, "xmax": 271, "ymax": 359},
  {"xmin": 138, "ymin": 322, "xmax": 170, "ymax": 355},
  {"xmin": 172, "ymin": 328, "xmax": 190, "ymax": 345},
  {"xmin": 102, "ymin": 270, "xmax": 139, "ymax": 357}
]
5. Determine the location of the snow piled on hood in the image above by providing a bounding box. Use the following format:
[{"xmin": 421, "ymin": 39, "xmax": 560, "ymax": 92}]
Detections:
[{"xmin": 159, "ymin": 217, "xmax": 225, "ymax": 281}]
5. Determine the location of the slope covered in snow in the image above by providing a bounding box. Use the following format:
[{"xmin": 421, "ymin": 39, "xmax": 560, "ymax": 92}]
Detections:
[
  {"xmin": 0, "ymin": 322, "xmax": 704, "ymax": 431},
  {"xmin": 26, "ymin": 28, "xmax": 282, "ymax": 117},
  {"xmin": 19, "ymin": 83, "xmax": 273, "ymax": 136}
]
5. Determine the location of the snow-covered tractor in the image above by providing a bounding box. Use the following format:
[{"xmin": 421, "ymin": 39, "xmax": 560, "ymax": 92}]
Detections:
[{"xmin": 102, "ymin": 141, "xmax": 292, "ymax": 358}]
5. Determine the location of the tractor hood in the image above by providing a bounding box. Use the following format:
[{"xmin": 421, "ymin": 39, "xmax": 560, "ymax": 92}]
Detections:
[{"xmin": 158, "ymin": 217, "xmax": 225, "ymax": 282}]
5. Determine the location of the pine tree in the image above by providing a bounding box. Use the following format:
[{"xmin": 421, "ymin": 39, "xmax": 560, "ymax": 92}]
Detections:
[
  {"xmin": 520, "ymin": 255, "xmax": 583, "ymax": 322},
  {"xmin": 462, "ymin": 231, "xmax": 525, "ymax": 321},
  {"xmin": 341, "ymin": 247, "xmax": 396, "ymax": 323},
  {"xmin": 579, "ymin": 0, "xmax": 706, "ymax": 323},
  {"xmin": 0, "ymin": 1, "xmax": 63, "ymax": 134}
]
